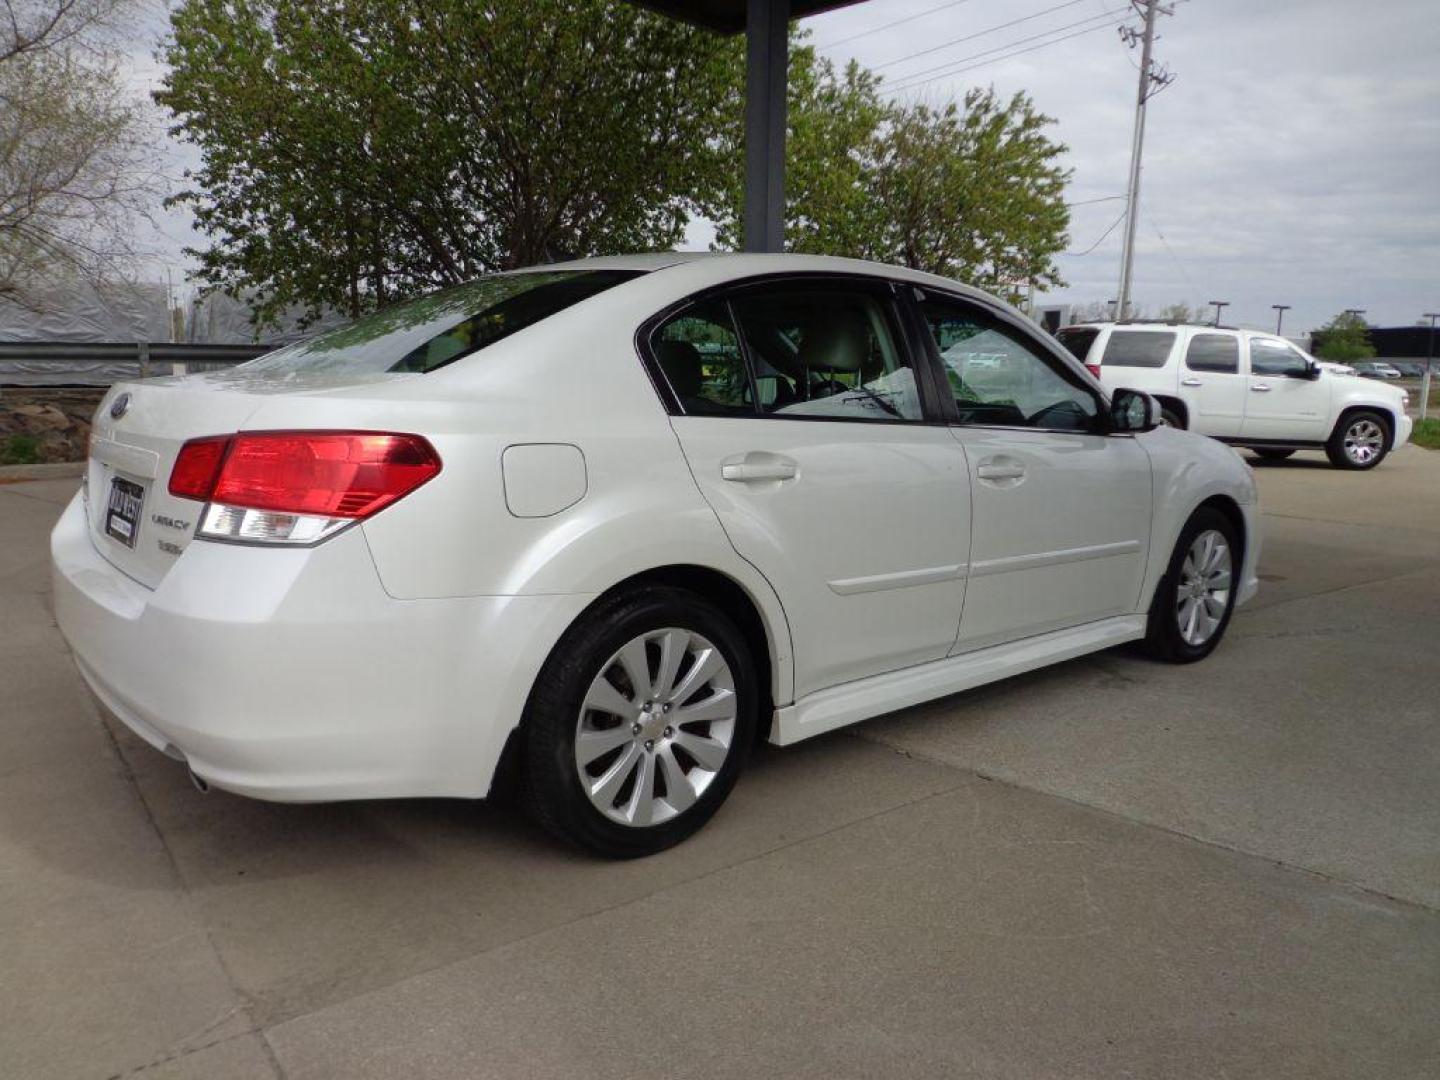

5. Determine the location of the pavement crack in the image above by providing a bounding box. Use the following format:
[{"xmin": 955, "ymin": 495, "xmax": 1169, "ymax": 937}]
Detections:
[
  {"xmin": 854, "ymin": 730, "xmax": 1440, "ymax": 918},
  {"xmin": 91, "ymin": 707, "xmax": 286, "ymax": 1080}
]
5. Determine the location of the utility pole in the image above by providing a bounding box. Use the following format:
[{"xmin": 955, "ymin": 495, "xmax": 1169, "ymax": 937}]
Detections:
[
  {"xmin": 1422, "ymin": 312, "xmax": 1438, "ymax": 422},
  {"xmin": 1209, "ymin": 300, "xmax": 1229, "ymax": 327},
  {"xmin": 1272, "ymin": 304, "xmax": 1291, "ymax": 335},
  {"xmin": 1344, "ymin": 308, "xmax": 1367, "ymax": 321},
  {"xmin": 1115, "ymin": 1, "xmax": 1175, "ymax": 321}
]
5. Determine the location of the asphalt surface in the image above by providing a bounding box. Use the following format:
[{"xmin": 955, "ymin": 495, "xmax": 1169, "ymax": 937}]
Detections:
[{"xmin": 2, "ymin": 444, "xmax": 1437, "ymax": 1079}]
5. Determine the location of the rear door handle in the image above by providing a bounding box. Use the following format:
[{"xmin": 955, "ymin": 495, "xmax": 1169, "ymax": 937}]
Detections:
[
  {"xmin": 1181, "ymin": 377, "xmax": 1202, "ymax": 387},
  {"xmin": 1250, "ymin": 383, "xmax": 1271, "ymax": 392},
  {"xmin": 721, "ymin": 456, "xmax": 798, "ymax": 483},
  {"xmin": 977, "ymin": 463, "xmax": 1025, "ymax": 481}
]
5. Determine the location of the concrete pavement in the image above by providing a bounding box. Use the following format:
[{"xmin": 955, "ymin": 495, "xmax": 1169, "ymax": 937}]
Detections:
[{"xmin": 2, "ymin": 447, "xmax": 1438, "ymax": 1079}]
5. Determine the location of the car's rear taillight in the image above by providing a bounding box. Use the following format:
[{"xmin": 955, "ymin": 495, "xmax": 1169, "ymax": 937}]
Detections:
[
  {"xmin": 1085, "ymin": 362, "xmax": 1102, "ymax": 379},
  {"xmin": 169, "ymin": 431, "xmax": 441, "ymax": 545}
]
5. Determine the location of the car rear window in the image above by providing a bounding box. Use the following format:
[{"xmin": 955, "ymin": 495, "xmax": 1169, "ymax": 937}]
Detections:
[
  {"xmin": 1101, "ymin": 330, "xmax": 1175, "ymax": 368},
  {"xmin": 1056, "ymin": 326, "xmax": 1098, "ymax": 361},
  {"xmin": 243, "ymin": 270, "xmax": 643, "ymax": 376}
]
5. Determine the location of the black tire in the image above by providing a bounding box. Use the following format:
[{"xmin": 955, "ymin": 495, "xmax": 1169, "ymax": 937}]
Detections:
[
  {"xmin": 1325, "ymin": 410, "xmax": 1391, "ymax": 470},
  {"xmin": 1251, "ymin": 448, "xmax": 1295, "ymax": 461},
  {"xmin": 521, "ymin": 586, "xmax": 758, "ymax": 858},
  {"xmin": 1159, "ymin": 406, "xmax": 1184, "ymax": 429},
  {"xmin": 1142, "ymin": 507, "xmax": 1241, "ymax": 664}
]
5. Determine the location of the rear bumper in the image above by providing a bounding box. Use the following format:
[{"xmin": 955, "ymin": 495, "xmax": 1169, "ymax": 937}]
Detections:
[{"xmin": 50, "ymin": 493, "xmax": 590, "ymax": 801}]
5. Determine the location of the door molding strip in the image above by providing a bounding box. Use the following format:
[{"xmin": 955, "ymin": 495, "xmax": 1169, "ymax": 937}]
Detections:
[
  {"xmin": 828, "ymin": 563, "xmax": 967, "ymax": 596},
  {"xmin": 968, "ymin": 539, "xmax": 1140, "ymax": 578}
]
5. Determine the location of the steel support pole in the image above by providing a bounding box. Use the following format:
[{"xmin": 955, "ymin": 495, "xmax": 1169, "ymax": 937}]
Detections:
[
  {"xmin": 1422, "ymin": 313, "xmax": 1438, "ymax": 422},
  {"xmin": 743, "ymin": 0, "xmax": 788, "ymax": 253}
]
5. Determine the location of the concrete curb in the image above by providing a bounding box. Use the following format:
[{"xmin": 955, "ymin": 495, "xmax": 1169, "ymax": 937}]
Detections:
[{"xmin": 0, "ymin": 461, "xmax": 84, "ymax": 483}]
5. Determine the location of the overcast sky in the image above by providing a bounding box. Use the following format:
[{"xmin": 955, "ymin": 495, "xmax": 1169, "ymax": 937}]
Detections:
[{"xmin": 130, "ymin": 0, "xmax": 1438, "ymax": 337}]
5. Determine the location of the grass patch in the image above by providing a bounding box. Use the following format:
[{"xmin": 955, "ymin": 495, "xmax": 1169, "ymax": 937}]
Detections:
[
  {"xmin": 1411, "ymin": 418, "xmax": 1440, "ymax": 451},
  {"xmin": 0, "ymin": 434, "xmax": 42, "ymax": 466}
]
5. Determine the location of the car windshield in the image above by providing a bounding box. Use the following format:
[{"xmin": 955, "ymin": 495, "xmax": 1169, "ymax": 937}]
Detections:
[{"xmin": 242, "ymin": 269, "xmax": 643, "ymax": 376}]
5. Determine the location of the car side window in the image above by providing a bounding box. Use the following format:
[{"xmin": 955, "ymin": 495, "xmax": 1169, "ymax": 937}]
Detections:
[
  {"xmin": 1250, "ymin": 338, "xmax": 1308, "ymax": 377},
  {"xmin": 920, "ymin": 296, "xmax": 1100, "ymax": 432},
  {"xmin": 1185, "ymin": 333, "xmax": 1240, "ymax": 374},
  {"xmin": 727, "ymin": 286, "xmax": 923, "ymax": 422},
  {"xmin": 652, "ymin": 301, "xmax": 754, "ymax": 416}
]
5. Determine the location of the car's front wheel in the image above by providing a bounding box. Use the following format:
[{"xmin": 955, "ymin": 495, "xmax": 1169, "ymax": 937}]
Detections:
[
  {"xmin": 1142, "ymin": 507, "xmax": 1240, "ymax": 663},
  {"xmin": 522, "ymin": 586, "xmax": 757, "ymax": 857},
  {"xmin": 1326, "ymin": 410, "xmax": 1391, "ymax": 470}
]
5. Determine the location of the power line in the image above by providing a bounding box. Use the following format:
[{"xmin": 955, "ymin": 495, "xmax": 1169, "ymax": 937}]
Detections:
[
  {"xmin": 887, "ymin": 17, "xmax": 1126, "ymax": 92},
  {"xmin": 872, "ymin": 0, "xmax": 1093, "ymax": 71},
  {"xmin": 1067, "ymin": 194, "xmax": 1128, "ymax": 207},
  {"xmin": 815, "ymin": 0, "xmax": 980, "ymax": 50},
  {"xmin": 1067, "ymin": 208, "xmax": 1129, "ymax": 256}
]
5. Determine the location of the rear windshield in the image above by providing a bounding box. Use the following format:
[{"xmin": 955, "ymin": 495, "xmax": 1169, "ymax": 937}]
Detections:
[
  {"xmin": 243, "ymin": 270, "xmax": 643, "ymax": 376},
  {"xmin": 1101, "ymin": 330, "xmax": 1175, "ymax": 368},
  {"xmin": 1055, "ymin": 326, "xmax": 1098, "ymax": 361}
]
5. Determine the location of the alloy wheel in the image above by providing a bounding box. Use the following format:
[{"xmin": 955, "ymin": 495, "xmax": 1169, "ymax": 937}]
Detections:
[
  {"xmin": 574, "ymin": 628, "xmax": 737, "ymax": 827},
  {"xmin": 1175, "ymin": 529, "xmax": 1232, "ymax": 647},
  {"xmin": 1343, "ymin": 419, "xmax": 1384, "ymax": 466}
]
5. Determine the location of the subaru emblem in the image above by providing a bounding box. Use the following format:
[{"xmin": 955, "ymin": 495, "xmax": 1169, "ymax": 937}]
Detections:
[{"xmin": 110, "ymin": 392, "xmax": 131, "ymax": 420}]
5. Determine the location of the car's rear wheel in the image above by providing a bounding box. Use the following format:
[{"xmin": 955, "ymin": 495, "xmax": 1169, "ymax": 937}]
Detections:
[
  {"xmin": 1326, "ymin": 410, "xmax": 1390, "ymax": 470},
  {"xmin": 1142, "ymin": 507, "xmax": 1239, "ymax": 663},
  {"xmin": 522, "ymin": 586, "xmax": 757, "ymax": 857},
  {"xmin": 1159, "ymin": 405, "xmax": 1184, "ymax": 429},
  {"xmin": 1252, "ymin": 448, "xmax": 1295, "ymax": 461}
]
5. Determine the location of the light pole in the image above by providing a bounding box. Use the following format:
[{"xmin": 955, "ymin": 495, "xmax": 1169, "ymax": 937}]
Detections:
[
  {"xmin": 1208, "ymin": 300, "xmax": 1229, "ymax": 327},
  {"xmin": 1272, "ymin": 304, "xmax": 1291, "ymax": 335},
  {"xmin": 1422, "ymin": 312, "xmax": 1438, "ymax": 422},
  {"xmin": 1344, "ymin": 308, "xmax": 1367, "ymax": 321}
]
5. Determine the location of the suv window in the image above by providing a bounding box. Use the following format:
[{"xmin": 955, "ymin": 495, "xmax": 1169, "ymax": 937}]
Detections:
[
  {"xmin": 920, "ymin": 296, "xmax": 1100, "ymax": 432},
  {"xmin": 1185, "ymin": 333, "xmax": 1239, "ymax": 374},
  {"xmin": 244, "ymin": 270, "xmax": 643, "ymax": 376},
  {"xmin": 1102, "ymin": 330, "xmax": 1175, "ymax": 368},
  {"xmin": 728, "ymin": 286, "xmax": 922, "ymax": 422},
  {"xmin": 1250, "ymin": 338, "xmax": 1309, "ymax": 377},
  {"xmin": 1056, "ymin": 326, "xmax": 1099, "ymax": 362},
  {"xmin": 652, "ymin": 301, "xmax": 752, "ymax": 415}
]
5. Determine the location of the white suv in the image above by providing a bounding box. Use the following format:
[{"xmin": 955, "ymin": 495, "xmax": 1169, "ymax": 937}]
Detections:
[{"xmin": 1057, "ymin": 322, "xmax": 1412, "ymax": 469}]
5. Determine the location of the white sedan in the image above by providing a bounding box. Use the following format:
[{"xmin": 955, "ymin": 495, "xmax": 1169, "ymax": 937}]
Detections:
[{"xmin": 52, "ymin": 254, "xmax": 1260, "ymax": 856}]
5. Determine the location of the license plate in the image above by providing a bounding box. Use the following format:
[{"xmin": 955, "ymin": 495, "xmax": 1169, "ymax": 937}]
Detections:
[{"xmin": 105, "ymin": 477, "xmax": 145, "ymax": 548}]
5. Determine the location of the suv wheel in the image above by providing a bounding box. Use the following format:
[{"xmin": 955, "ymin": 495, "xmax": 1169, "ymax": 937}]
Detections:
[
  {"xmin": 1159, "ymin": 405, "xmax": 1184, "ymax": 428},
  {"xmin": 1143, "ymin": 507, "xmax": 1239, "ymax": 663},
  {"xmin": 522, "ymin": 587, "xmax": 757, "ymax": 857},
  {"xmin": 1326, "ymin": 411, "xmax": 1390, "ymax": 470}
]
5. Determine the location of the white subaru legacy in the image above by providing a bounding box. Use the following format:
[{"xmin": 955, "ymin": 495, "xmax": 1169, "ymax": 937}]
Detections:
[{"xmin": 52, "ymin": 254, "xmax": 1260, "ymax": 856}]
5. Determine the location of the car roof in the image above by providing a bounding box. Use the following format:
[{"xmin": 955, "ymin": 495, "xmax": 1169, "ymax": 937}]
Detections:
[{"xmin": 527, "ymin": 251, "xmax": 991, "ymax": 296}]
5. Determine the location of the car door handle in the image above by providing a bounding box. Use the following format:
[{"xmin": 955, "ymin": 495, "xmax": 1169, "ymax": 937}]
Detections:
[
  {"xmin": 1250, "ymin": 383, "xmax": 1271, "ymax": 392},
  {"xmin": 721, "ymin": 457, "xmax": 797, "ymax": 483},
  {"xmin": 1181, "ymin": 377, "xmax": 1202, "ymax": 387},
  {"xmin": 977, "ymin": 463, "xmax": 1026, "ymax": 481}
]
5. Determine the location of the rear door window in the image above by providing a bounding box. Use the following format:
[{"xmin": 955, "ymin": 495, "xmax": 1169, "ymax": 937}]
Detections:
[
  {"xmin": 243, "ymin": 270, "xmax": 643, "ymax": 376},
  {"xmin": 1185, "ymin": 333, "xmax": 1240, "ymax": 373},
  {"xmin": 728, "ymin": 285, "xmax": 924, "ymax": 422},
  {"xmin": 1102, "ymin": 330, "xmax": 1176, "ymax": 368}
]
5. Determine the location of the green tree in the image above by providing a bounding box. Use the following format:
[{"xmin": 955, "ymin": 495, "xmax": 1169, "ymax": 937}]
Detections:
[
  {"xmin": 157, "ymin": 0, "xmax": 740, "ymax": 325},
  {"xmin": 710, "ymin": 47, "xmax": 1071, "ymax": 303},
  {"xmin": 1314, "ymin": 311, "xmax": 1376, "ymax": 362}
]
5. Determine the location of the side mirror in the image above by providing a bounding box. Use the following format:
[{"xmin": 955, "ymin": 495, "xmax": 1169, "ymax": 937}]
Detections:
[
  {"xmin": 1110, "ymin": 388, "xmax": 1162, "ymax": 433},
  {"xmin": 1304, "ymin": 360, "xmax": 1322, "ymax": 380}
]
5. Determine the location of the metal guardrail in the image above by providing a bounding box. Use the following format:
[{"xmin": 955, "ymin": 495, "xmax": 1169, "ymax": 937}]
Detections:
[{"xmin": 0, "ymin": 342, "xmax": 275, "ymax": 385}]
